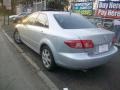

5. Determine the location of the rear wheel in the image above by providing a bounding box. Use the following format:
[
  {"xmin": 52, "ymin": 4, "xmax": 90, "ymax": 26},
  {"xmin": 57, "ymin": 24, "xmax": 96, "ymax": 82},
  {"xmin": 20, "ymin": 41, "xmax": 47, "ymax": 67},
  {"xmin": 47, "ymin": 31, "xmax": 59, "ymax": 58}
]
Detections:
[
  {"xmin": 41, "ymin": 46, "xmax": 56, "ymax": 71},
  {"xmin": 13, "ymin": 30, "xmax": 22, "ymax": 44}
]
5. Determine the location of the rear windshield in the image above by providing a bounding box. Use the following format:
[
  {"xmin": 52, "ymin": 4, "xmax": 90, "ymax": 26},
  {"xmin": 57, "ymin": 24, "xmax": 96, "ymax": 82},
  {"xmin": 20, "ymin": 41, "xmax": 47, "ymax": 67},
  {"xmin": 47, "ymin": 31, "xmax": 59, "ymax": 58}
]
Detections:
[{"xmin": 54, "ymin": 14, "xmax": 96, "ymax": 29}]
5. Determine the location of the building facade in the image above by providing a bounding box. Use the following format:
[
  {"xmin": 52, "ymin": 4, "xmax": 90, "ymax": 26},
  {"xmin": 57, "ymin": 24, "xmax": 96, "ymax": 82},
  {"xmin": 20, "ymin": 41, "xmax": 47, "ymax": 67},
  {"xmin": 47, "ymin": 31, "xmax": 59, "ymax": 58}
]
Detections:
[{"xmin": 16, "ymin": 0, "xmax": 47, "ymax": 14}]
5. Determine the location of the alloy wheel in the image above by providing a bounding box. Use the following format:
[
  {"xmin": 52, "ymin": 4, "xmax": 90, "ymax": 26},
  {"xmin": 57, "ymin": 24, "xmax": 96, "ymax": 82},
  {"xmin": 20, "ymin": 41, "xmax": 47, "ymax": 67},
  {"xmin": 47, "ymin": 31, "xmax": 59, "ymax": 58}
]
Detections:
[
  {"xmin": 42, "ymin": 49, "xmax": 52, "ymax": 68},
  {"xmin": 14, "ymin": 30, "xmax": 21, "ymax": 44}
]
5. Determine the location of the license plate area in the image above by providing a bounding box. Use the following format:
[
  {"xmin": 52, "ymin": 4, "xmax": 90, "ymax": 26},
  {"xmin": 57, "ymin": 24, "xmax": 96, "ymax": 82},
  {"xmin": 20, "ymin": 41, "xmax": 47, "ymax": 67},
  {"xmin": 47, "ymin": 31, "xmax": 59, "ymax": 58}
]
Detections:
[{"xmin": 99, "ymin": 44, "xmax": 109, "ymax": 53}]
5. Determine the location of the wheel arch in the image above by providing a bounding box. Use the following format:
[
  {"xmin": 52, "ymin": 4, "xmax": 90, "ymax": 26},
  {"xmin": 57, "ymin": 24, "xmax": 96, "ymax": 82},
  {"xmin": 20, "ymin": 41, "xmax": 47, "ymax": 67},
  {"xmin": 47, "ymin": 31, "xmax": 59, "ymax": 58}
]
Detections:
[{"xmin": 39, "ymin": 39, "xmax": 56, "ymax": 61}]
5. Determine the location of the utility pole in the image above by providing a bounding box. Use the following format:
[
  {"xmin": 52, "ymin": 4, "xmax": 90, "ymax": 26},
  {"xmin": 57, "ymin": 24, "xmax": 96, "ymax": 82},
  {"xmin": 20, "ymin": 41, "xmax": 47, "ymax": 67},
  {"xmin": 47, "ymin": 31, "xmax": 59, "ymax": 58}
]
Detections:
[
  {"xmin": 36, "ymin": 0, "xmax": 37, "ymax": 11},
  {"xmin": 44, "ymin": 0, "xmax": 46, "ymax": 10},
  {"xmin": 1, "ymin": 0, "xmax": 3, "ymax": 7},
  {"xmin": 2, "ymin": 0, "xmax": 6, "ymax": 25}
]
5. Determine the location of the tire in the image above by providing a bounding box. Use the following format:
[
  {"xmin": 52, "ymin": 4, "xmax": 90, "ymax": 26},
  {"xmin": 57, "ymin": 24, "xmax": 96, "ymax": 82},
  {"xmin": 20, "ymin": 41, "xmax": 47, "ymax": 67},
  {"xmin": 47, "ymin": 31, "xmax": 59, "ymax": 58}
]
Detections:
[
  {"xmin": 41, "ymin": 46, "xmax": 56, "ymax": 71},
  {"xmin": 13, "ymin": 30, "xmax": 22, "ymax": 44}
]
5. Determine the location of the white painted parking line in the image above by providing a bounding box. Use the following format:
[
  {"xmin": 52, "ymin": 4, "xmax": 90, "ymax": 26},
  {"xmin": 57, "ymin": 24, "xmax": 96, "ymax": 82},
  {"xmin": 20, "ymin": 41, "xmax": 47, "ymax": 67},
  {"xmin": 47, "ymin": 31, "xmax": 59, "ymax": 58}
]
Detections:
[
  {"xmin": 0, "ymin": 32, "xmax": 4, "ymax": 41},
  {"xmin": 2, "ymin": 30, "xmax": 59, "ymax": 90},
  {"xmin": 3, "ymin": 30, "xmax": 40, "ymax": 70},
  {"xmin": 3, "ymin": 30, "xmax": 24, "ymax": 53},
  {"xmin": 22, "ymin": 53, "xmax": 40, "ymax": 71},
  {"xmin": 38, "ymin": 71, "xmax": 59, "ymax": 90}
]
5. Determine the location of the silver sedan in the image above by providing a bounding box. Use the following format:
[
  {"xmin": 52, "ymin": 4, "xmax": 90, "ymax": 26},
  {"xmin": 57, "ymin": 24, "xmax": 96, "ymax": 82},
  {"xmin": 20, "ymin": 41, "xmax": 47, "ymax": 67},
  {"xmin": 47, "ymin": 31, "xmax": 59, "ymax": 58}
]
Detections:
[{"xmin": 14, "ymin": 11, "xmax": 118, "ymax": 70}]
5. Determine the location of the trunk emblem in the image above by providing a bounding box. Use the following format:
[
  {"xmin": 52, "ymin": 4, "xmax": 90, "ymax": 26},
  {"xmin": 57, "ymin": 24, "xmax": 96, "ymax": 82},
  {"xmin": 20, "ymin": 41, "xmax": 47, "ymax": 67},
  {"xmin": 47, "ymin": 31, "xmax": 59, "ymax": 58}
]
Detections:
[{"xmin": 103, "ymin": 35, "xmax": 108, "ymax": 42}]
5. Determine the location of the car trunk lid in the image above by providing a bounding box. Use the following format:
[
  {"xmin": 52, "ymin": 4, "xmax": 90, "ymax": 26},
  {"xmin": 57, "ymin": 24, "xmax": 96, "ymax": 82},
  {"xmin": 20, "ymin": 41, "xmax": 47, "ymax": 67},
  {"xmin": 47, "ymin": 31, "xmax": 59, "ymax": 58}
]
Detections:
[{"xmin": 64, "ymin": 28, "xmax": 114, "ymax": 55}]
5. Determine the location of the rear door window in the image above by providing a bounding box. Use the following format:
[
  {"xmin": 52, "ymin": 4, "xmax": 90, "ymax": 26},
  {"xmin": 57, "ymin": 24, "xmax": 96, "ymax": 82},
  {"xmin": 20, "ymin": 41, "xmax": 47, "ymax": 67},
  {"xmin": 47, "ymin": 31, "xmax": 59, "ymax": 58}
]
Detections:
[{"xmin": 35, "ymin": 13, "xmax": 49, "ymax": 28}]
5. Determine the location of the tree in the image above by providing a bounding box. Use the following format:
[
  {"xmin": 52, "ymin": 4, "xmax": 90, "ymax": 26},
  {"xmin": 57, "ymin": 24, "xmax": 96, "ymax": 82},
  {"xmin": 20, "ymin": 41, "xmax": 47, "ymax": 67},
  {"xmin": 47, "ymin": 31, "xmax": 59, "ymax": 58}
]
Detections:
[
  {"xmin": 0, "ymin": 0, "xmax": 3, "ymax": 6},
  {"xmin": 47, "ymin": 0, "xmax": 69, "ymax": 10},
  {"xmin": 19, "ymin": 0, "xmax": 33, "ymax": 5}
]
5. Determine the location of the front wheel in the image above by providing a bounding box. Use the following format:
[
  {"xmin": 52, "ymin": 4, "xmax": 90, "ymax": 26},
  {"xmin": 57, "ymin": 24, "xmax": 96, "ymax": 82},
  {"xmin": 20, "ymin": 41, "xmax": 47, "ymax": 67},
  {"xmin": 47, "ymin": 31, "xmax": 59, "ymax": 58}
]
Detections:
[
  {"xmin": 13, "ymin": 30, "xmax": 22, "ymax": 44},
  {"xmin": 41, "ymin": 46, "xmax": 56, "ymax": 71}
]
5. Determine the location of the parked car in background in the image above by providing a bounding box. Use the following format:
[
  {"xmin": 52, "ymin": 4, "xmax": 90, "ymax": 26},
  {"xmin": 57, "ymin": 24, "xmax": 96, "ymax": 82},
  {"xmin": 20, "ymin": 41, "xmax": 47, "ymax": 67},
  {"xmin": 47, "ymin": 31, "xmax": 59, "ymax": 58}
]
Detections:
[
  {"xmin": 14, "ymin": 11, "xmax": 118, "ymax": 71},
  {"xmin": 88, "ymin": 17, "xmax": 103, "ymax": 28},
  {"xmin": 88, "ymin": 17, "xmax": 113, "ymax": 30},
  {"xmin": 13, "ymin": 12, "xmax": 31, "ymax": 23},
  {"xmin": 93, "ymin": 17, "xmax": 103, "ymax": 26},
  {"xmin": 102, "ymin": 18, "xmax": 113, "ymax": 30},
  {"xmin": 9, "ymin": 15, "xmax": 18, "ymax": 21},
  {"xmin": 9, "ymin": 12, "xmax": 31, "ymax": 23}
]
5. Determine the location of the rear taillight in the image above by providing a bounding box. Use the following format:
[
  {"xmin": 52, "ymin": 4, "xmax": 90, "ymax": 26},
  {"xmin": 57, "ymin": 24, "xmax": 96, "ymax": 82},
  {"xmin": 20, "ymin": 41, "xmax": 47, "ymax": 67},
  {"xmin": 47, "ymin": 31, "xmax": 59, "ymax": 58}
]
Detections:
[
  {"xmin": 64, "ymin": 40, "xmax": 94, "ymax": 49},
  {"xmin": 112, "ymin": 36, "xmax": 117, "ymax": 44}
]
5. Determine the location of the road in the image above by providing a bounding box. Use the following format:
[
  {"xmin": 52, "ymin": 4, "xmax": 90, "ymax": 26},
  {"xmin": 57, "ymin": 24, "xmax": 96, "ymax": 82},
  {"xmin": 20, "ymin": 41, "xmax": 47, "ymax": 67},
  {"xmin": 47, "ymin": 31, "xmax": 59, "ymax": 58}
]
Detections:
[{"xmin": 1, "ymin": 21, "xmax": 120, "ymax": 90}]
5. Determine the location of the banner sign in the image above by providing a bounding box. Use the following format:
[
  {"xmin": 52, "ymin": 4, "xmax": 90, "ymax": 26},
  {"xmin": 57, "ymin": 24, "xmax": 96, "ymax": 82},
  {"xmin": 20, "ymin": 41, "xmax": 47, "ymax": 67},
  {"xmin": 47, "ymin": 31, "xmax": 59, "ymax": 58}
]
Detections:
[
  {"xmin": 95, "ymin": 1, "xmax": 120, "ymax": 19},
  {"xmin": 73, "ymin": 1, "xmax": 93, "ymax": 16}
]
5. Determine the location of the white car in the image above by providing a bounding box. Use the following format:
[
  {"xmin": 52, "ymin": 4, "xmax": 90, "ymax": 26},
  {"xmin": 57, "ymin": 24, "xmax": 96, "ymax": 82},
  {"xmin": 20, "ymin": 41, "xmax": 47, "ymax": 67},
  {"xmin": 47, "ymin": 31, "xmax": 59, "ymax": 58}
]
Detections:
[{"xmin": 14, "ymin": 11, "xmax": 118, "ymax": 70}]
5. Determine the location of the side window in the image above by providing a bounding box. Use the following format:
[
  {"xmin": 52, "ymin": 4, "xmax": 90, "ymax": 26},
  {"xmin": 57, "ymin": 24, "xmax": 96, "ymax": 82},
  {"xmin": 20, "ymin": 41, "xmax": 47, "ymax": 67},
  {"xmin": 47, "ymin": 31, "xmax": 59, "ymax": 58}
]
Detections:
[
  {"xmin": 22, "ymin": 17, "xmax": 29, "ymax": 24},
  {"xmin": 35, "ymin": 14, "xmax": 49, "ymax": 28},
  {"xmin": 22, "ymin": 13, "xmax": 38, "ymax": 25}
]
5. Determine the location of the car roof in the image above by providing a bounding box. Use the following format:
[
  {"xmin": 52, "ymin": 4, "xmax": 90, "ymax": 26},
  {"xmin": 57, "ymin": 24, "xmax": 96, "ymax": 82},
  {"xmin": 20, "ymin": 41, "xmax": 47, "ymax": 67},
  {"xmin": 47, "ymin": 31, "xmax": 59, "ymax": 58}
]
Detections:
[{"xmin": 36, "ymin": 11, "xmax": 72, "ymax": 16}]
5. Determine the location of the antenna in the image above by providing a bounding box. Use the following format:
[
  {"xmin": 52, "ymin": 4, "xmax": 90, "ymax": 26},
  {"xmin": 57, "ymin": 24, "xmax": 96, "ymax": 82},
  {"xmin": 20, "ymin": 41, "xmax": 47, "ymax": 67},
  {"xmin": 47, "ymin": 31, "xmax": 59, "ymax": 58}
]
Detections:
[{"xmin": 68, "ymin": 0, "xmax": 72, "ymax": 15}]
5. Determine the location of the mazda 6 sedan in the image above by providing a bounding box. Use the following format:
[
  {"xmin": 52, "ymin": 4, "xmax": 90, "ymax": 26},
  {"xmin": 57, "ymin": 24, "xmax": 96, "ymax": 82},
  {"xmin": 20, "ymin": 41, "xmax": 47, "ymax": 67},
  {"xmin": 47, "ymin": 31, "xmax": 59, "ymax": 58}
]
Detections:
[{"xmin": 14, "ymin": 11, "xmax": 118, "ymax": 70}]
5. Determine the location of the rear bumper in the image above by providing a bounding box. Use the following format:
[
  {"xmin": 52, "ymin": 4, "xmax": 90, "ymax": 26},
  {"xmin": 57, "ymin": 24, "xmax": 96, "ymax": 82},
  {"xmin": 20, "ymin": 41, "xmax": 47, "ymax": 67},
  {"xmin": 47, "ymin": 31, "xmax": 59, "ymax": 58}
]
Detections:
[{"xmin": 55, "ymin": 46, "xmax": 118, "ymax": 69}]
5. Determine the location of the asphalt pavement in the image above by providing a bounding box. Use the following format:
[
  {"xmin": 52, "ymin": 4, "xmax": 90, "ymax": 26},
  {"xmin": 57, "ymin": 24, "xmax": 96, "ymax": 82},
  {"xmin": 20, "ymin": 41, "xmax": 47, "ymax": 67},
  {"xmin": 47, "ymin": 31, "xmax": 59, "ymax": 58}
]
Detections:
[
  {"xmin": 0, "ymin": 19, "xmax": 50, "ymax": 90},
  {"xmin": 1, "ymin": 18, "xmax": 120, "ymax": 90}
]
